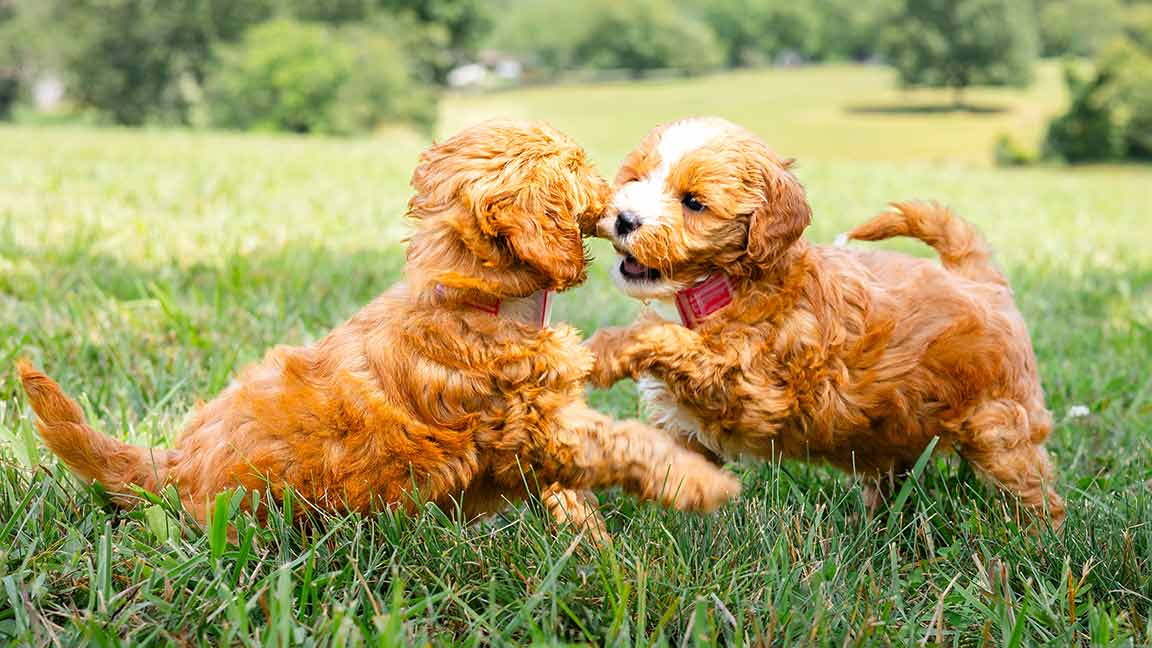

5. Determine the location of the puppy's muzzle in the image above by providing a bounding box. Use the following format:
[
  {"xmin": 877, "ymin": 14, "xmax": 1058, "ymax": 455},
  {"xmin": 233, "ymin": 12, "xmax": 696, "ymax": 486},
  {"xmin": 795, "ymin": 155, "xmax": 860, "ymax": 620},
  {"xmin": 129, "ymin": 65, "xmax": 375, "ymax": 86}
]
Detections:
[{"xmin": 614, "ymin": 210, "xmax": 640, "ymax": 238}]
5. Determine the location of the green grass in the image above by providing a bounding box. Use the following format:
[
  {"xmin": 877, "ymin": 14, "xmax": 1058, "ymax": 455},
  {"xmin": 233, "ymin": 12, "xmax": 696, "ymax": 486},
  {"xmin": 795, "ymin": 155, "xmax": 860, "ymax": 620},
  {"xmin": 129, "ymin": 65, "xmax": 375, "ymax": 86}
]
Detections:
[{"xmin": 2, "ymin": 64, "xmax": 1151, "ymax": 645}]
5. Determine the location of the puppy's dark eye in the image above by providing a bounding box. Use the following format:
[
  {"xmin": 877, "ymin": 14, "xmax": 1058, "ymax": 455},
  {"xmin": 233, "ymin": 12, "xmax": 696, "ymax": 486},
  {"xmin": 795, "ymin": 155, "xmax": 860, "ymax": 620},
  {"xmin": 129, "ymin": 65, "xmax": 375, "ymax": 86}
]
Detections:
[{"xmin": 682, "ymin": 194, "xmax": 705, "ymax": 212}]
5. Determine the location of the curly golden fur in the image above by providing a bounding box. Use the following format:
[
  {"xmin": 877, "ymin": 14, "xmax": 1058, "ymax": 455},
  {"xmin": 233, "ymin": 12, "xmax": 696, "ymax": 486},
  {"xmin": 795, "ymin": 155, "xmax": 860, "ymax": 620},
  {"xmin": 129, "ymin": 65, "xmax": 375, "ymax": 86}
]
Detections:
[
  {"xmin": 588, "ymin": 117, "xmax": 1064, "ymax": 526},
  {"xmin": 17, "ymin": 120, "xmax": 740, "ymax": 538}
]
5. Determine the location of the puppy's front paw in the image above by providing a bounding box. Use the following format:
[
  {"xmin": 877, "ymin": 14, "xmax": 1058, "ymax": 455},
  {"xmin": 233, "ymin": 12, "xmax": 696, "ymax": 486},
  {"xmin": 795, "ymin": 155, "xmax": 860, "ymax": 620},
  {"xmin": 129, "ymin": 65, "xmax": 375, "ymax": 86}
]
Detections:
[
  {"xmin": 584, "ymin": 327, "xmax": 629, "ymax": 388},
  {"xmin": 660, "ymin": 459, "xmax": 742, "ymax": 513},
  {"xmin": 544, "ymin": 487, "xmax": 611, "ymax": 546}
]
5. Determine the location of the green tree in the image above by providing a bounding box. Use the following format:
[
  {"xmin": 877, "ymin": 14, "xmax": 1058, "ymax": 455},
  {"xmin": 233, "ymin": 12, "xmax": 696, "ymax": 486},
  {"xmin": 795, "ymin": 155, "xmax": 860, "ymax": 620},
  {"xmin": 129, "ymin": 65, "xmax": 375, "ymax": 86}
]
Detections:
[
  {"xmin": 1045, "ymin": 37, "xmax": 1152, "ymax": 161},
  {"xmin": 207, "ymin": 19, "xmax": 434, "ymax": 135},
  {"xmin": 4, "ymin": 0, "xmax": 483, "ymax": 125},
  {"xmin": 882, "ymin": 0, "xmax": 1038, "ymax": 109},
  {"xmin": 810, "ymin": 0, "xmax": 899, "ymax": 62},
  {"xmin": 285, "ymin": 0, "xmax": 490, "ymax": 82},
  {"xmin": 208, "ymin": 20, "xmax": 350, "ymax": 133},
  {"xmin": 491, "ymin": 0, "xmax": 722, "ymax": 77},
  {"xmin": 575, "ymin": 0, "xmax": 724, "ymax": 75},
  {"xmin": 0, "ymin": 1, "xmax": 74, "ymax": 118},
  {"xmin": 486, "ymin": 0, "xmax": 592, "ymax": 72},
  {"xmin": 0, "ymin": 0, "xmax": 20, "ymax": 118},
  {"xmin": 7, "ymin": 0, "xmax": 278, "ymax": 125},
  {"xmin": 59, "ymin": 2, "xmax": 193, "ymax": 124},
  {"xmin": 381, "ymin": 0, "xmax": 490, "ymax": 80},
  {"xmin": 687, "ymin": 0, "xmax": 819, "ymax": 66},
  {"xmin": 1037, "ymin": 0, "xmax": 1125, "ymax": 57},
  {"xmin": 1121, "ymin": 3, "xmax": 1152, "ymax": 51},
  {"xmin": 329, "ymin": 23, "xmax": 438, "ymax": 133}
]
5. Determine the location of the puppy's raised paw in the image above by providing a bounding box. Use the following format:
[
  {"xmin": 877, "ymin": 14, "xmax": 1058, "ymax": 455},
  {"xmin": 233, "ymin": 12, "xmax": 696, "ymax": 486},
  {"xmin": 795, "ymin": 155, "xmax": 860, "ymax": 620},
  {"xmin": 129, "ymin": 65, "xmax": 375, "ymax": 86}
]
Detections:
[
  {"xmin": 656, "ymin": 458, "xmax": 742, "ymax": 513},
  {"xmin": 543, "ymin": 486, "xmax": 611, "ymax": 546},
  {"xmin": 584, "ymin": 327, "xmax": 630, "ymax": 388}
]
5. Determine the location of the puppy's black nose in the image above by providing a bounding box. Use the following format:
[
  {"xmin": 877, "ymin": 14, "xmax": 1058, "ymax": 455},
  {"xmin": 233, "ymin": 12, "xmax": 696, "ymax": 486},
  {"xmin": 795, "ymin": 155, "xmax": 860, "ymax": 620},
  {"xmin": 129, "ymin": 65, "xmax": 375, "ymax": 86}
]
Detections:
[{"xmin": 615, "ymin": 211, "xmax": 640, "ymax": 237}]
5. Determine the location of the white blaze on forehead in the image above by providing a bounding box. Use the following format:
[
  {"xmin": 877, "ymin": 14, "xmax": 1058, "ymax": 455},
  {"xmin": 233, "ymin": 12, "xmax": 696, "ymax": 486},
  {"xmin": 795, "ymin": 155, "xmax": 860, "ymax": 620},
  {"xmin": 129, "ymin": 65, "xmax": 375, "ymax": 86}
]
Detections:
[
  {"xmin": 613, "ymin": 119, "xmax": 725, "ymax": 225},
  {"xmin": 654, "ymin": 119, "xmax": 726, "ymax": 178},
  {"xmin": 612, "ymin": 179, "xmax": 665, "ymax": 222}
]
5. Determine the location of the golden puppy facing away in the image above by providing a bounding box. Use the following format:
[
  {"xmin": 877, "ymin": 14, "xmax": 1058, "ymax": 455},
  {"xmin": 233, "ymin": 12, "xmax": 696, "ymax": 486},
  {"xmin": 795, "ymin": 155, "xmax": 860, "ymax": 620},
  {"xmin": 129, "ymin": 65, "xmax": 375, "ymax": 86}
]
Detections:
[
  {"xmin": 588, "ymin": 117, "xmax": 1065, "ymax": 526},
  {"xmin": 18, "ymin": 120, "xmax": 740, "ymax": 538}
]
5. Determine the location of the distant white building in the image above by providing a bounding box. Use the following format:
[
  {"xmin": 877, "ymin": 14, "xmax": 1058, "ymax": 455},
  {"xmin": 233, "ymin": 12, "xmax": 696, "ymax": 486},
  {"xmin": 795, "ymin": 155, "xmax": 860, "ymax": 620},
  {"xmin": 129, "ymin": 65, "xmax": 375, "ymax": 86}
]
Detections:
[
  {"xmin": 446, "ymin": 52, "xmax": 525, "ymax": 89},
  {"xmin": 447, "ymin": 63, "xmax": 488, "ymax": 88},
  {"xmin": 493, "ymin": 58, "xmax": 522, "ymax": 82},
  {"xmin": 33, "ymin": 75, "xmax": 65, "ymax": 110}
]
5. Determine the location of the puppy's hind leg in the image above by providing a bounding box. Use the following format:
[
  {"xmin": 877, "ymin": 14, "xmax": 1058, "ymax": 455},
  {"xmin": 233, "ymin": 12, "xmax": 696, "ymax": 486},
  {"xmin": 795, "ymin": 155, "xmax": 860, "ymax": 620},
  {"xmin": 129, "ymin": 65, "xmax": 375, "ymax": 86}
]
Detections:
[{"xmin": 958, "ymin": 400, "xmax": 1066, "ymax": 529}]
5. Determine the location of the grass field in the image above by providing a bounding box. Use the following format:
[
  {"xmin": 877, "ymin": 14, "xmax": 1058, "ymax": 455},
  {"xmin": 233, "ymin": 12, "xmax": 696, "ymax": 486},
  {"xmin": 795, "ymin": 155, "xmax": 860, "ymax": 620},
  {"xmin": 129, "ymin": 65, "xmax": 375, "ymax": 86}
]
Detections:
[
  {"xmin": 2, "ymin": 65, "xmax": 1151, "ymax": 645},
  {"xmin": 441, "ymin": 62, "xmax": 1068, "ymax": 167}
]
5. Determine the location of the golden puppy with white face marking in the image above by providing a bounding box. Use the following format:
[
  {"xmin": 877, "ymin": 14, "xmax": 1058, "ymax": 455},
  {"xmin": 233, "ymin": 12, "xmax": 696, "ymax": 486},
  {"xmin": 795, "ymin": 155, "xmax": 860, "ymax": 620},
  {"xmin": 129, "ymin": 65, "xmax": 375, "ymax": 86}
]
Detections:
[{"xmin": 588, "ymin": 117, "xmax": 1065, "ymax": 526}]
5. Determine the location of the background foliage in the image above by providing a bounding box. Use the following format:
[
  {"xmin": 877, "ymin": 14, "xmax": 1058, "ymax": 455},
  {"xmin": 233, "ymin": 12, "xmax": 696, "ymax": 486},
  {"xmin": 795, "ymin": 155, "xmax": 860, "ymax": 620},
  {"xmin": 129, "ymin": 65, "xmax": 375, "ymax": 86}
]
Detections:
[
  {"xmin": 1044, "ymin": 11, "xmax": 1152, "ymax": 161},
  {"xmin": 1, "ymin": 0, "xmax": 1150, "ymax": 154},
  {"xmin": 206, "ymin": 19, "xmax": 436, "ymax": 135},
  {"xmin": 881, "ymin": 0, "xmax": 1038, "ymax": 106},
  {"xmin": 0, "ymin": 0, "xmax": 483, "ymax": 132}
]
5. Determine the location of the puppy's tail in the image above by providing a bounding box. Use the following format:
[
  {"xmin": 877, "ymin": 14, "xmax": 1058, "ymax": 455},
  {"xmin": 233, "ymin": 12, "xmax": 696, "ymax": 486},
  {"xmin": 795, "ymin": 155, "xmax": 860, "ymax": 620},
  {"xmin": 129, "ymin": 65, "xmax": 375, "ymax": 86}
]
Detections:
[
  {"xmin": 16, "ymin": 360, "xmax": 174, "ymax": 507},
  {"xmin": 847, "ymin": 201, "xmax": 1007, "ymax": 286}
]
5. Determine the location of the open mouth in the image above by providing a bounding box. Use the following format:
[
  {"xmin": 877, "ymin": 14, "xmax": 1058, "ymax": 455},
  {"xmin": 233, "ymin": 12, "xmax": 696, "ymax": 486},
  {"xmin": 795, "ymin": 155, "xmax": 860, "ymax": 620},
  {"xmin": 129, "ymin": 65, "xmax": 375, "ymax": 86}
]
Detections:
[{"xmin": 619, "ymin": 254, "xmax": 662, "ymax": 282}]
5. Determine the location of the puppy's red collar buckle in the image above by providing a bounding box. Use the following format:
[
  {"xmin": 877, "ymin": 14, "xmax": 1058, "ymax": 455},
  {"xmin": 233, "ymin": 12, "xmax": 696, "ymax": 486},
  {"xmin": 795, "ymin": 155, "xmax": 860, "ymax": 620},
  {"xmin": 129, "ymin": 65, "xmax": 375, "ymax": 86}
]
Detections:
[
  {"xmin": 438, "ymin": 285, "xmax": 554, "ymax": 329},
  {"xmin": 674, "ymin": 274, "xmax": 733, "ymax": 328}
]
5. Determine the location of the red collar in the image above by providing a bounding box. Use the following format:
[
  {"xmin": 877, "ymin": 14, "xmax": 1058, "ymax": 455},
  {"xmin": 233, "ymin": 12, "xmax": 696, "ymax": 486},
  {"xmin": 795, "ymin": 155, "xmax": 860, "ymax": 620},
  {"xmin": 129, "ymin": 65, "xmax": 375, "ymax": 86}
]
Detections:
[
  {"xmin": 673, "ymin": 274, "xmax": 734, "ymax": 328},
  {"xmin": 439, "ymin": 286, "xmax": 554, "ymax": 329}
]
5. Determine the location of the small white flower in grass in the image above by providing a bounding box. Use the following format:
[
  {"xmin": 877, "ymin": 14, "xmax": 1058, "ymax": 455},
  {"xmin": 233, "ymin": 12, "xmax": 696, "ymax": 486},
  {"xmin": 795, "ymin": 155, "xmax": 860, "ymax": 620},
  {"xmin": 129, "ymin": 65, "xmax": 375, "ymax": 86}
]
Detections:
[
  {"xmin": 833, "ymin": 233, "xmax": 849, "ymax": 248},
  {"xmin": 1067, "ymin": 405, "xmax": 1090, "ymax": 419}
]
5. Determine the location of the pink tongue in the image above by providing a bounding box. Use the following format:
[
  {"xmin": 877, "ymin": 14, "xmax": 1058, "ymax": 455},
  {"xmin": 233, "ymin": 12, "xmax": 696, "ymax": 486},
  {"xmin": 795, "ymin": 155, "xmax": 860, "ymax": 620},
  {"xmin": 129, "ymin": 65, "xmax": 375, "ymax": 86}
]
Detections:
[{"xmin": 622, "ymin": 257, "xmax": 648, "ymax": 275}]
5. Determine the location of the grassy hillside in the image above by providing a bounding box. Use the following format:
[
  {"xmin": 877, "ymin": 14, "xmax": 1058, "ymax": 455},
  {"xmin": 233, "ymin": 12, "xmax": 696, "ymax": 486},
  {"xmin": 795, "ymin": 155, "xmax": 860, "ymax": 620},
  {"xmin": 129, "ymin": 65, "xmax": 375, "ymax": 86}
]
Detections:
[
  {"xmin": 442, "ymin": 63, "xmax": 1068, "ymax": 166},
  {"xmin": 1, "ymin": 66, "xmax": 1150, "ymax": 645}
]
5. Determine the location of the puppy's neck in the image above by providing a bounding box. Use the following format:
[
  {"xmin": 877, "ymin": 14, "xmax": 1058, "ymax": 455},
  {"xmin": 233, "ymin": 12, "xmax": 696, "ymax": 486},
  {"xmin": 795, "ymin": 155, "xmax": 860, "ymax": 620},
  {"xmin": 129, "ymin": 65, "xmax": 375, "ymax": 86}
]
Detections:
[
  {"xmin": 673, "ymin": 274, "xmax": 736, "ymax": 328},
  {"xmin": 406, "ymin": 223, "xmax": 549, "ymax": 299},
  {"xmin": 431, "ymin": 283, "xmax": 553, "ymax": 328},
  {"xmin": 734, "ymin": 239, "xmax": 810, "ymax": 280},
  {"xmin": 668, "ymin": 242, "xmax": 812, "ymax": 328}
]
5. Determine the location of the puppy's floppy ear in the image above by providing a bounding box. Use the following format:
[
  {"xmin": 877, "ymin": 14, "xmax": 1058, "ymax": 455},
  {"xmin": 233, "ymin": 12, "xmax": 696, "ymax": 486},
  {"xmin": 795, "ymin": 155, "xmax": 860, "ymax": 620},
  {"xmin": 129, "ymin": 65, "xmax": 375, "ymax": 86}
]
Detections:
[
  {"xmin": 505, "ymin": 212, "xmax": 587, "ymax": 289},
  {"xmin": 747, "ymin": 160, "xmax": 811, "ymax": 266},
  {"xmin": 577, "ymin": 173, "xmax": 612, "ymax": 237},
  {"xmin": 470, "ymin": 182, "xmax": 589, "ymax": 290}
]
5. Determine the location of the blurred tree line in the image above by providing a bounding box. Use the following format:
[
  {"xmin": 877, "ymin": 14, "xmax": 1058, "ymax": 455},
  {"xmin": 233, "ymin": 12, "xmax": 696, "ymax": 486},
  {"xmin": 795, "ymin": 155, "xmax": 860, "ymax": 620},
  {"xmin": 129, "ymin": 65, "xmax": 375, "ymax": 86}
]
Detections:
[
  {"xmin": 0, "ymin": 0, "xmax": 486, "ymax": 132},
  {"xmin": 0, "ymin": 0, "xmax": 1149, "ymax": 157}
]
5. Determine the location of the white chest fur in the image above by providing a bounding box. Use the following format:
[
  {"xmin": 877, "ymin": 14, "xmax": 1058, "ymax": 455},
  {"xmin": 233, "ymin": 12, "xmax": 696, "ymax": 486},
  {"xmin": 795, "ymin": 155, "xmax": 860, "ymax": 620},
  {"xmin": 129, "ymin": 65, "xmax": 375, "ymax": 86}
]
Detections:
[{"xmin": 636, "ymin": 375, "xmax": 718, "ymax": 453}]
